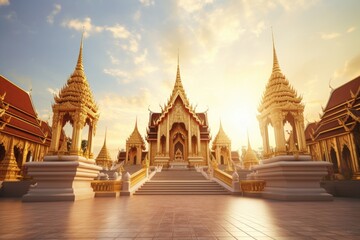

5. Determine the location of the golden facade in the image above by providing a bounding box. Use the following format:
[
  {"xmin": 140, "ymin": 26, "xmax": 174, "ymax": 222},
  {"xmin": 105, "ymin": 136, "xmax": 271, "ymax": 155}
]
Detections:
[
  {"xmin": 305, "ymin": 76, "xmax": 360, "ymax": 180},
  {"xmin": 125, "ymin": 120, "xmax": 146, "ymax": 165},
  {"xmin": 212, "ymin": 122, "xmax": 232, "ymax": 170},
  {"xmin": 0, "ymin": 76, "xmax": 51, "ymax": 181},
  {"xmin": 146, "ymin": 63, "xmax": 211, "ymax": 167}
]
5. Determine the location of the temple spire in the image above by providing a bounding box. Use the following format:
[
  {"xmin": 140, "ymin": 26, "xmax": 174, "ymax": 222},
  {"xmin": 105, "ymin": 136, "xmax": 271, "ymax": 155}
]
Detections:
[
  {"xmin": 175, "ymin": 50, "xmax": 182, "ymax": 87},
  {"xmin": 76, "ymin": 29, "xmax": 84, "ymax": 71},
  {"xmin": 272, "ymin": 29, "xmax": 281, "ymax": 74},
  {"xmin": 247, "ymin": 130, "xmax": 252, "ymax": 150}
]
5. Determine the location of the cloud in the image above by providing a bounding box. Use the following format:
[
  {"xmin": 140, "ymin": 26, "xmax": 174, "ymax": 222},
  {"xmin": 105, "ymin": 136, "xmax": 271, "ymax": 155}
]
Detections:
[
  {"xmin": 98, "ymin": 89, "xmax": 151, "ymax": 121},
  {"xmin": 0, "ymin": 0, "xmax": 9, "ymax": 6},
  {"xmin": 107, "ymin": 52, "xmax": 120, "ymax": 65},
  {"xmin": 47, "ymin": 87, "xmax": 59, "ymax": 95},
  {"xmin": 177, "ymin": 0, "xmax": 213, "ymax": 13},
  {"xmin": 62, "ymin": 17, "xmax": 104, "ymax": 38},
  {"xmin": 139, "ymin": 0, "xmax": 154, "ymax": 7},
  {"xmin": 347, "ymin": 26, "xmax": 356, "ymax": 33},
  {"xmin": 134, "ymin": 49, "xmax": 147, "ymax": 64},
  {"xmin": 47, "ymin": 4, "xmax": 61, "ymax": 24},
  {"xmin": 252, "ymin": 21, "xmax": 266, "ymax": 37},
  {"xmin": 104, "ymin": 61, "xmax": 157, "ymax": 84},
  {"xmin": 106, "ymin": 24, "xmax": 131, "ymax": 39},
  {"xmin": 333, "ymin": 54, "xmax": 360, "ymax": 84},
  {"xmin": 320, "ymin": 32, "xmax": 340, "ymax": 40}
]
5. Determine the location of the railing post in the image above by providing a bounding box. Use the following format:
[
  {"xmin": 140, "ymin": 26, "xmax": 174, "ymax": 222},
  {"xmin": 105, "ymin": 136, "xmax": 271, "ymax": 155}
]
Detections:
[
  {"xmin": 121, "ymin": 172, "xmax": 131, "ymax": 196},
  {"xmin": 232, "ymin": 171, "xmax": 241, "ymax": 194}
]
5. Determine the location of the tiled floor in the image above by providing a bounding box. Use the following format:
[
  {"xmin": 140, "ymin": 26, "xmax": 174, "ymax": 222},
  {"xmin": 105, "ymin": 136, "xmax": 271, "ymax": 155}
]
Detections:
[{"xmin": 0, "ymin": 196, "xmax": 359, "ymax": 240}]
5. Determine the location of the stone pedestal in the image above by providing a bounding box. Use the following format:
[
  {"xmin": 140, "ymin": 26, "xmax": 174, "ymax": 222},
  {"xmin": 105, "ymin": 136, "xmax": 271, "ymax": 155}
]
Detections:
[
  {"xmin": 252, "ymin": 155, "xmax": 333, "ymax": 201},
  {"xmin": 22, "ymin": 155, "xmax": 101, "ymax": 202}
]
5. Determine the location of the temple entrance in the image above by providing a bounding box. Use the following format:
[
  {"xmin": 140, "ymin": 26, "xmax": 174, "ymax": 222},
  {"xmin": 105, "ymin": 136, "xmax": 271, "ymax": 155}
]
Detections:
[
  {"xmin": 169, "ymin": 123, "xmax": 188, "ymax": 169},
  {"xmin": 174, "ymin": 142, "xmax": 184, "ymax": 161},
  {"xmin": 330, "ymin": 147, "xmax": 339, "ymax": 173},
  {"xmin": 341, "ymin": 145, "xmax": 353, "ymax": 179}
]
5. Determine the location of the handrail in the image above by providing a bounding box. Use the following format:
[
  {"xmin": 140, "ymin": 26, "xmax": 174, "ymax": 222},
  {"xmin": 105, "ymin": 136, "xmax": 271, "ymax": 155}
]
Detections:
[
  {"xmin": 213, "ymin": 168, "xmax": 232, "ymax": 187},
  {"xmin": 91, "ymin": 180, "xmax": 122, "ymax": 192},
  {"xmin": 240, "ymin": 180, "xmax": 266, "ymax": 192},
  {"xmin": 130, "ymin": 168, "xmax": 147, "ymax": 188}
]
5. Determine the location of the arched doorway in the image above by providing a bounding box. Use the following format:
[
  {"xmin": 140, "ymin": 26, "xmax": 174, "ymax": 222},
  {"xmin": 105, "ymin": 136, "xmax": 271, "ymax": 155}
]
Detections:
[
  {"xmin": 341, "ymin": 145, "xmax": 353, "ymax": 179},
  {"xmin": 170, "ymin": 122, "xmax": 187, "ymax": 162}
]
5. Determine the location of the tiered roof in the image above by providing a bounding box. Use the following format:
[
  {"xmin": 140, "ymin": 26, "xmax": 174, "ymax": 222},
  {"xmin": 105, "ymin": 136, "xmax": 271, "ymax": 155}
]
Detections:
[
  {"xmin": 212, "ymin": 121, "xmax": 231, "ymax": 147},
  {"xmin": 127, "ymin": 120, "xmax": 146, "ymax": 150},
  {"xmin": 54, "ymin": 36, "xmax": 98, "ymax": 115},
  {"xmin": 0, "ymin": 75, "xmax": 51, "ymax": 145},
  {"xmin": 242, "ymin": 137, "xmax": 259, "ymax": 166},
  {"xmin": 258, "ymin": 38, "xmax": 303, "ymax": 113},
  {"xmin": 147, "ymin": 61, "xmax": 210, "ymax": 142},
  {"xmin": 96, "ymin": 131, "xmax": 113, "ymax": 168},
  {"xmin": 305, "ymin": 76, "xmax": 360, "ymax": 141},
  {"xmin": 154, "ymin": 62, "xmax": 203, "ymax": 125}
]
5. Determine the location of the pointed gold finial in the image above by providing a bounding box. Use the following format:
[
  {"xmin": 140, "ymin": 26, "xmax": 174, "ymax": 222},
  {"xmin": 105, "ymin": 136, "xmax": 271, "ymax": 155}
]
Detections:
[
  {"xmin": 247, "ymin": 130, "xmax": 252, "ymax": 150},
  {"xmin": 104, "ymin": 128, "xmax": 107, "ymax": 145},
  {"xmin": 76, "ymin": 29, "xmax": 84, "ymax": 71},
  {"xmin": 176, "ymin": 49, "xmax": 181, "ymax": 85},
  {"xmin": 271, "ymin": 28, "xmax": 281, "ymax": 74}
]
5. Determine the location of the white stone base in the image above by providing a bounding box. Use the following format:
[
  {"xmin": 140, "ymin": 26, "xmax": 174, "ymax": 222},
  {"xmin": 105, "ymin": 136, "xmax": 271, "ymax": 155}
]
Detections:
[
  {"xmin": 22, "ymin": 155, "xmax": 101, "ymax": 202},
  {"xmin": 169, "ymin": 161, "xmax": 188, "ymax": 169},
  {"xmin": 252, "ymin": 155, "xmax": 333, "ymax": 201}
]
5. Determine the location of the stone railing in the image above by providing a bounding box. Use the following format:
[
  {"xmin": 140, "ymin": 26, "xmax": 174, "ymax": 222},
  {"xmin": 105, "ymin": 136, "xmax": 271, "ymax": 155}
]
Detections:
[
  {"xmin": 91, "ymin": 180, "xmax": 122, "ymax": 192},
  {"xmin": 213, "ymin": 168, "xmax": 233, "ymax": 188},
  {"xmin": 130, "ymin": 168, "xmax": 147, "ymax": 188},
  {"xmin": 240, "ymin": 180, "xmax": 266, "ymax": 193}
]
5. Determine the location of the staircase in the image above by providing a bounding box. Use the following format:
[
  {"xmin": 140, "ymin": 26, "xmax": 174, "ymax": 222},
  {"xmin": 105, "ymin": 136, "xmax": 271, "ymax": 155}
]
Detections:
[{"xmin": 134, "ymin": 169, "xmax": 230, "ymax": 195}]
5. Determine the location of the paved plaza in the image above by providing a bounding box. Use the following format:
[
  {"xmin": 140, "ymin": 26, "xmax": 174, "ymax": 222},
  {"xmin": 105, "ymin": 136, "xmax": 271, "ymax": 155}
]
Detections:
[{"xmin": 0, "ymin": 196, "xmax": 359, "ymax": 240}]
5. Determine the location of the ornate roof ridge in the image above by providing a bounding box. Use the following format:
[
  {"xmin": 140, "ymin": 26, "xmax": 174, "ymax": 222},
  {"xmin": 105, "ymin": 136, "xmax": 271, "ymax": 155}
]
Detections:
[{"xmin": 155, "ymin": 58, "xmax": 202, "ymax": 125}]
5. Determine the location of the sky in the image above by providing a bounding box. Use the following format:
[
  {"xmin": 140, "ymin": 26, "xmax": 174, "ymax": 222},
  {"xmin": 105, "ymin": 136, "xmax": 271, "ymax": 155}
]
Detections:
[{"xmin": 1, "ymin": 0, "xmax": 360, "ymax": 159}]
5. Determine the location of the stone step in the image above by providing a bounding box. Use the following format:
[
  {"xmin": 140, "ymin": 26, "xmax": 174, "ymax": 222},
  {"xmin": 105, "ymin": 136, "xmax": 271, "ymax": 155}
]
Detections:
[
  {"xmin": 134, "ymin": 169, "xmax": 230, "ymax": 195},
  {"xmin": 135, "ymin": 191, "xmax": 229, "ymax": 195}
]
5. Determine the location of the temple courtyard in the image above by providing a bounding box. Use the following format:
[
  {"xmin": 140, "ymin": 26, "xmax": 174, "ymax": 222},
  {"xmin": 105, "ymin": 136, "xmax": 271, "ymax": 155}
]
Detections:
[{"xmin": 0, "ymin": 196, "xmax": 359, "ymax": 240}]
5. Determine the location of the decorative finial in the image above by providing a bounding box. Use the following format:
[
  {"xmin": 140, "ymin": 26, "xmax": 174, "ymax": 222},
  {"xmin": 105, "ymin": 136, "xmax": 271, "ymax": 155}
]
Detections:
[
  {"xmin": 247, "ymin": 129, "xmax": 252, "ymax": 149},
  {"xmin": 271, "ymin": 28, "xmax": 281, "ymax": 73},
  {"xmin": 177, "ymin": 48, "xmax": 180, "ymax": 67},
  {"xmin": 76, "ymin": 31, "xmax": 84, "ymax": 71},
  {"xmin": 104, "ymin": 128, "xmax": 107, "ymax": 145},
  {"xmin": 328, "ymin": 78, "xmax": 334, "ymax": 93}
]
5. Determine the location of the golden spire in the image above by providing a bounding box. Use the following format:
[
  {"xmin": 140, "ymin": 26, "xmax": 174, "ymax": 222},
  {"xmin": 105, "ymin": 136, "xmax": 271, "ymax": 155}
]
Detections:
[
  {"xmin": 247, "ymin": 130, "xmax": 252, "ymax": 150},
  {"xmin": 258, "ymin": 31, "xmax": 303, "ymax": 113},
  {"xmin": 212, "ymin": 120, "xmax": 231, "ymax": 145},
  {"xmin": 127, "ymin": 119, "xmax": 146, "ymax": 150},
  {"xmin": 76, "ymin": 30, "xmax": 84, "ymax": 71},
  {"xmin": 54, "ymin": 32, "xmax": 98, "ymax": 114},
  {"xmin": 96, "ymin": 129, "xmax": 113, "ymax": 168},
  {"xmin": 272, "ymin": 29, "xmax": 281, "ymax": 74}
]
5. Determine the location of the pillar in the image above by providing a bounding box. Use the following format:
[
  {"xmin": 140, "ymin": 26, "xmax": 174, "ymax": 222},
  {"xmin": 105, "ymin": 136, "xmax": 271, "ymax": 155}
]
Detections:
[{"xmin": 166, "ymin": 118, "xmax": 170, "ymax": 154}]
